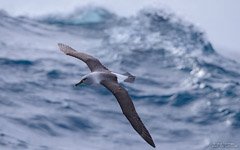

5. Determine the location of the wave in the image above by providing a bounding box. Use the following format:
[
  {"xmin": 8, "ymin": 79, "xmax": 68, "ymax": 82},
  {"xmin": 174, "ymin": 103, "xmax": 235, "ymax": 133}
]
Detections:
[
  {"xmin": 0, "ymin": 6, "xmax": 240, "ymax": 150},
  {"xmin": 38, "ymin": 7, "xmax": 116, "ymax": 26}
]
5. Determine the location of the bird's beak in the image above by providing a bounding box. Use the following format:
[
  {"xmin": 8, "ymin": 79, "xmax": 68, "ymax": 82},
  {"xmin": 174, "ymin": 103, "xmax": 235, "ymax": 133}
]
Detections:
[{"xmin": 75, "ymin": 80, "xmax": 83, "ymax": 86}]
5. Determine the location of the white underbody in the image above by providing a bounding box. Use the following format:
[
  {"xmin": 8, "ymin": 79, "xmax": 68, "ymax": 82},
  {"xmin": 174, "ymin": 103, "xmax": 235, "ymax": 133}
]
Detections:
[
  {"xmin": 111, "ymin": 72, "xmax": 128, "ymax": 83},
  {"xmin": 88, "ymin": 71, "xmax": 128, "ymax": 84}
]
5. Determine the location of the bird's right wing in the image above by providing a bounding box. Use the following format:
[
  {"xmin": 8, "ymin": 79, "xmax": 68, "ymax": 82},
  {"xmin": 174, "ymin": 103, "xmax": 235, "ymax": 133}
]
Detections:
[
  {"xmin": 58, "ymin": 43, "xmax": 109, "ymax": 72},
  {"xmin": 101, "ymin": 80, "xmax": 156, "ymax": 148}
]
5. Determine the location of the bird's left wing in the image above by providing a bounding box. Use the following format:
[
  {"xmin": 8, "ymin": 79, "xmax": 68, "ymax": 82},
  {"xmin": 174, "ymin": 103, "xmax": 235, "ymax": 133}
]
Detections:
[
  {"xmin": 58, "ymin": 43, "xmax": 109, "ymax": 72},
  {"xmin": 100, "ymin": 79, "xmax": 156, "ymax": 148}
]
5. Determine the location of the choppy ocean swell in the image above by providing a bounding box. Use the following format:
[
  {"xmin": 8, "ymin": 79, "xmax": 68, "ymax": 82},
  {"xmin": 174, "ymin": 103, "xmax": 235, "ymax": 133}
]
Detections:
[{"xmin": 0, "ymin": 7, "xmax": 240, "ymax": 150}]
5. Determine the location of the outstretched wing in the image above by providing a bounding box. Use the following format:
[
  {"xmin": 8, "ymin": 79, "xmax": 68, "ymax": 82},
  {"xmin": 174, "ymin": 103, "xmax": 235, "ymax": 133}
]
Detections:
[
  {"xmin": 58, "ymin": 43, "xmax": 109, "ymax": 72},
  {"xmin": 101, "ymin": 79, "xmax": 156, "ymax": 148}
]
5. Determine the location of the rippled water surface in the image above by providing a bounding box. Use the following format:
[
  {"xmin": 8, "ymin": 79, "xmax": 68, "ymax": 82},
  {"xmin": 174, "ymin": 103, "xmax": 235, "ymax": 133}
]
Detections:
[{"xmin": 0, "ymin": 7, "xmax": 240, "ymax": 150}]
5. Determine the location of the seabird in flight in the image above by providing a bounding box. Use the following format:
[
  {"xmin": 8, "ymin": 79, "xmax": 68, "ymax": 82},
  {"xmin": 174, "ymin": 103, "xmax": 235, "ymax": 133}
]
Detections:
[{"xmin": 58, "ymin": 43, "xmax": 156, "ymax": 148}]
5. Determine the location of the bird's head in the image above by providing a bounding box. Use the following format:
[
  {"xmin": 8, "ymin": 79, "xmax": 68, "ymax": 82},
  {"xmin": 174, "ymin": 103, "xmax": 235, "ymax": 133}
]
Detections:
[{"xmin": 75, "ymin": 75, "xmax": 93, "ymax": 86}]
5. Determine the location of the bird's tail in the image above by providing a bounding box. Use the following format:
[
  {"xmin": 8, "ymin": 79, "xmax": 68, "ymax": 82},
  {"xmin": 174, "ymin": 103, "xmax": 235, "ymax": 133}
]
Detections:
[{"xmin": 123, "ymin": 72, "xmax": 136, "ymax": 83}]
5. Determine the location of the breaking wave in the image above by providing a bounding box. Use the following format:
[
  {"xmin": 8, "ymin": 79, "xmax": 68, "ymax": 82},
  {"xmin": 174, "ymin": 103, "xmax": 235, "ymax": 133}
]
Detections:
[{"xmin": 0, "ymin": 7, "xmax": 239, "ymax": 150}]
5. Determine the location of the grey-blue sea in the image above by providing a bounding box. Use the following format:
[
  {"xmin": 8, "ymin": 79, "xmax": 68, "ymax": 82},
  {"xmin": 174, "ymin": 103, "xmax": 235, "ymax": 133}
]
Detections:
[{"xmin": 0, "ymin": 7, "xmax": 240, "ymax": 150}]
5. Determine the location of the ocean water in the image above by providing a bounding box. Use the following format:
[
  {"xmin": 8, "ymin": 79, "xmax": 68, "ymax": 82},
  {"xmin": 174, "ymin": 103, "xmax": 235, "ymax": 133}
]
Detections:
[{"xmin": 0, "ymin": 7, "xmax": 240, "ymax": 150}]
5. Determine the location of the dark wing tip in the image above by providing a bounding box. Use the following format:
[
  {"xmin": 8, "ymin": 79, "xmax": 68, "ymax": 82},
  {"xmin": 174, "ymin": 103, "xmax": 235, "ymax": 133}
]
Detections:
[
  {"xmin": 147, "ymin": 139, "xmax": 156, "ymax": 148},
  {"xmin": 58, "ymin": 43, "xmax": 75, "ymax": 55},
  {"xmin": 142, "ymin": 129, "xmax": 156, "ymax": 148}
]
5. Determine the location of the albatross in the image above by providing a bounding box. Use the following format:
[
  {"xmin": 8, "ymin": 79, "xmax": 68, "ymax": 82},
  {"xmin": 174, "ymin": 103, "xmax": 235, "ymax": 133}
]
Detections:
[{"xmin": 58, "ymin": 43, "xmax": 156, "ymax": 148}]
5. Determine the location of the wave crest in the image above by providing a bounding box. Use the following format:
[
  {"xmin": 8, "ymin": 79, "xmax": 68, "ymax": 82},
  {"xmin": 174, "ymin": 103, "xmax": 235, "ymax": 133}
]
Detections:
[{"xmin": 38, "ymin": 7, "xmax": 116, "ymax": 26}]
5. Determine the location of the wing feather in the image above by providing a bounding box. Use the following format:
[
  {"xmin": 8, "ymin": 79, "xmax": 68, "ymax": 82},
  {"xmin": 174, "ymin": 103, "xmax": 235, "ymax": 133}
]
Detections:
[
  {"xmin": 101, "ymin": 79, "xmax": 156, "ymax": 148},
  {"xmin": 58, "ymin": 43, "xmax": 109, "ymax": 72}
]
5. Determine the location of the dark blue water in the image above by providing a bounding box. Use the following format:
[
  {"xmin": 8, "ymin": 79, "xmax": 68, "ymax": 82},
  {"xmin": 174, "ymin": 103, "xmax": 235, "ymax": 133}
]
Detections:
[{"xmin": 0, "ymin": 7, "xmax": 240, "ymax": 150}]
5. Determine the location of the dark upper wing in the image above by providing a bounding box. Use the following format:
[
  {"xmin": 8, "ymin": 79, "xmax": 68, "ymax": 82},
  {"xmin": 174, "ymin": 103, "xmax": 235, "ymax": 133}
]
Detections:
[
  {"xmin": 58, "ymin": 43, "xmax": 109, "ymax": 72},
  {"xmin": 101, "ymin": 79, "xmax": 156, "ymax": 148}
]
